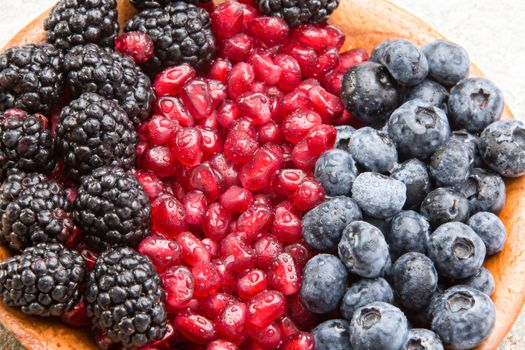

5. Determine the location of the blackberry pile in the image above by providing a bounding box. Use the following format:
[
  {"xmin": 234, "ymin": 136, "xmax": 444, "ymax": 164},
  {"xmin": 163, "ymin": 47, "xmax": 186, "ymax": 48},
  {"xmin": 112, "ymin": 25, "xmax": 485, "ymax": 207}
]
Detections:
[
  {"xmin": 129, "ymin": 0, "xmax": 210, "ymax": 9},
  {"xmin": 256, "ymin": 0, "xmax": 340, "ymax": 27}
]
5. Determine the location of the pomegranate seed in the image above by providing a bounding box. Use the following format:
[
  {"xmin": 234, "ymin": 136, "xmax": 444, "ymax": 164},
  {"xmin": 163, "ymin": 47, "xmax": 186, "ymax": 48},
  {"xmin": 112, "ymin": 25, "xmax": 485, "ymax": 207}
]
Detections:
[
  {"xmin": 272, "ymin": 169, "xmax": 307, "ymax": 197},
  {"xmin": 198, "ymin": 127, "xmax": 223, "ymax": 159},
  {"xmin": 151, "ymin": 194, "xmax": 187, "ymax": 236},
  {"xmin": 139, "ymin": 234, "xmax": 182, "ymax": 272},
  {"xmin": 80, "ymin": 248, "xmax": 97, "ymax": 271},
  {"xmin": 304, "ymin": 124, "xmax": 337, "ymax": 155},
  {"xmin": 280, "ymin": 42, "xmax": 317, "ymax": 78},
  {"xmin": 234, "ymin": 203, "xmax": 274, "ymax": 239},
  {"xmin": 189, "ymin": 162, "xmax": 224, "ymax": 202},
  {"xmin": 273, "ymin": 55, "xmax": 302, "ymax": 92},
  {"xmin": 322, "ymin": 69, "xmax": 344, "ymax": 95},
  {"xmin": 268, "ymin": 253, "xmax": 301, "ymax": 295},
  {"xmin": 220, "ymin": 186, "xmax": 254, "ymax": 213},
  {"xmin": 216, "ymin": 300, "xmax": 248, "ymax": 344},
  {"xmin": 136, "ymin": 170, "xmax": 165, "ymax": 200},
  {"xmin": 208, "ymin": 80, "xmax": 227, "ymax": 108},
  {"xmin": 144, "ymin": 114, "xmax": 179, "ymax": 145},
  {"xmin": 297, "ymin": 79, "xmax": 320, "ymax": 94},
  {"xmin": 272, "ymin": 206, "xmax": 302, "ymax": 243},
  {"xmin": 240, "ymin": 3, "xmax": 258, "ymax": 31},
  {"xmin": 202, "ymin": 238, "xmax": 220, "ymax": 258},
  {"xmin": 210, "ymin": 153, "xmax": 240, "ymax": 188},
  {"xmin": 287, "ymin": 295, "xmax": 318, "ymax": 330},
  {"xmin": 276, "ymin": 316, "xmax": 299, "ymax": 338},
  {"xmin": 217, "ymin": 100, "xmax": 241, "ymax": 128},
  {"xmin": 207, "ymin": 339, "xmax": 239, "ymax": 350},
  {"xmin": 181, "ymin": 191, "xmax": 207, "ymax": 227},
  {"xmin": 227, "ymin": 62, "xmax": 255, "ymax": 99},
  {"xmin": 162, "ymin": 266, "xmax": 194, "ymax": 311},
  {"xmin": 254, "ymin": 235, "xmax": 284, "ymax": 270},
  {"xmin": 249, "ymin": 52, "xmax": 282, "ymax": 85},
  {"xmin": 192, "ymin": 262, "xmax": 222, "ymax": 297},
  {"xmin": 241, "ymin": 339, "xmax": 266, "ymax": 350},
  {"xmin": 276, "ymin": 90, "xmax": 312, "ymax": 119},
  {"xmin": 274, "ymin": 201, "xmax": 301, "ymax": 216},
  {"xmin": 248, "ymin": 322, "xmax": 282, "ymax": 349},
  {"xmin": 291, "ymin": 140, "xmax": 317, "ymax": 170},
  {"xmin": 279, "ymin": 332, "xmax": 315, "ymax": 350},
  {"xmin": 222, "ymin": 34, "xmax": 255, "ymax": 62},
  {"xmin": 237, "ymin": 269, "xmax": 268, "ymax": 300},
  {"xmin": 94, "ymin": 331, "xmax": 115, "ymax": 350},
  {"xmin": 284, "ymin": 242, "xmax": 314, "ymax": 271},
  {"xmin": 231, "ymin": 118, "xmax": 258, "ymax": 138},
  {"xmin": 313, "ymin": 48, "xmax": 339, "ymax": 78},
  {"xmin": 291, "ymin": 177, "xmax": 325, "ymax": 210},
  {"xmin": 259, "ymin": 122, "xmax": 283, "ymax": 144},
  {"xmin": 325, "ymin": 25, "xmax": 345, "ymax": 50},
  {"xmin": 149, "ymin": 323, "xmax": 181, "ymax": 349},
  {"xmin": 237, "ymin": 92, "xmax": 272, "ymax": 125},
  {"xmin": 210, "ymin": 59, "xmax": 233, "ymax": 83},
  {"xmin": 140, "ymin": 145, "xmax": 178, "ymax": 178},
  {"xmin": 291, "ymin": 24, "xmax": 331, "ymax": 52},
  {"xmin": 201, "ymin": 293, "xmax": 237, "ymax": 319},
  {"xmin": 176, "ymin": 231, "xmax": 211, "ymax": 266},
  {"xmin": 249, "ymin": 17, "xmax": 289, "ymax": 46},
  {"xmin": 247, "ymin": 290, "xmax": 287, "ymax": 328},
  {"xmin": 221, "ymin": 233, "xmax": 256, "ymax": 272},
  {"xmin": 155, "ymin": 96, "xmax": 195, "ymax": 127},
  {"xmin": 253, "ymin": 194, "xmax": 273, "ymax": 208},
  {"xmin": 211, "ymin": 1, "xmax": 244, "ymax": 39},
  {"xmin": 282, "ymin": 109, "xmax": 322, "ymax": 144},
  {"xmin": 154, "ymin": 64, "xmax": 196, "ymax": 96},
  {"xmin": 250, "ymin": 81, "xmax": 268, "ymax": 94},
  {"xmin": 224, "ymin": 129, "xmax": 259, "ymax": 165},
  {"xmin": 173, "ymin": 313, "xmax": 217, "ymax": 345},
  {"xmin": 60, "ymin": 300, "xmax": 90, "ymax": 328},
  {"xmin": 338, "ymin": 47, "xmax": 369, "ymax": 70},
  {"xmin": 203, "ymin": 203, "xmax": 232, "ymax": 241},
  {"xmin": 115, "ymin": 31, "xmax": 154, "ymax": 64},
  {"xmin": 240, "ymin": 144, "xmax": 283, "ymax": 191},
  {"xmin": 181, "ymin": 78, "xmax": 213, "ymax": 120},
  {"xmin": 308, "ymin": 85, "xmax": 343, "ymax": 123}
]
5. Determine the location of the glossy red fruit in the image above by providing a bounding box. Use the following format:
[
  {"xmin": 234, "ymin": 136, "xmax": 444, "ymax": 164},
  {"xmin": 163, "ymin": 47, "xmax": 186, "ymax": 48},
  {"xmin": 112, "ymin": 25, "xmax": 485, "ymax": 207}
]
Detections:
[
  {"xmin": 287, "ymin": 295, "xmax": 318, "ymax": 330},
  {"xmin": 136, "ymin": 170, "xmax": 165, "ymax": 200},
  {"xmin": 221, "ymin": 233, "xmax": 256, "ymax": 273},
  {"xmin": 210, "ymin": 59, "xmax": 233, "ymax": 84},
  {"xmin": 115, "ymin": 31, "xmax": 154, "ymax": 64},
  {"xmin": 220, "ymin": 186, "xmax": 254, "ymax": 213},
  {"xmin": 271, "ymin": 206, "xmax": 302, "ymax": 243},
  {"xmin": 276, "ymin": 316, "xmax": 299, "ymax": 338},
  {"xmin": 268, "ymin": 253, "xmax": 301, "ymax": 295},
  {"xmin": 192, "ymin": 262, "xmax": 222, "ymax": 297},
  {"xmin": 240, "ymin": 3, "xmax": 258, "ymax": 31},
  {"xmin": 208, "ymin": 80, "xmax": 227, "ymax": 108},
  {"xmin": 325, "ymin": 25, "xmax": 345, "ymax": 49},
  {"xmin": 273, "ymin": 55, "xmax": 302, "ymax": 92},
  {"xmin": 210, "ymin": 153, "xmax": 240, "ymax": 188},
  {"xmin": 231, "ymin": 118, "xmax": 258, "ymax": 138},
  {"xmin": 211, "ymin": 1, "xmax": 244, "ymax": 39},
  {"xmin": 279, "ymin": 332, "xmax": 315, "ymax": 350},
  {"xmin": 181, "ymin": 191, "xmax": 207, "ymax": 227},
  {"xmin": 338, "ymin": 47, "xmax": 369, "ymax": 70},
  {"xmin": 291, "ymin": 177, "xmax": 325, "ymax": 210},
  {"xmin": 201, "ymin": 293, "xmax": 237, "ymax": 320},
  {"xmin": 202, "ymin": 238, "xmax": 220, "ymax": 258},
  {"xmin": 282, "ymin": 109, "xmax": 322, "ymax": 144},
  {"xmin": 254, "ymin": 235, "xmax": 284, "ymax": 270},
  {"xmin": 172, "ymin": 127, "xmax": 203, "ymax": 167},
  {"xmin": 304, "ymin": 124, "xmax": 337, "ymax": 155},
  {"xmin": 237, "ymin": 269, "xmax": 268, "ymax": 300},
  {"xmin": 151, "ymin": 194, "xmax": 187, "ymax": 236},
  {"xmin": 251, "ymin": 322, "xmax": 283, "ymax": 349},
  {"xmin": 308, "ymin": 86, "xmax": 343, "ymax": 124},
  {"xmin": 182, "ymin": 78, "xmax": 214, "ymax": 120},
  {"xmin": 240, "ymin": 144, "xmax": 283, "ymax": 191},
  {"xmin": 189, "ymin": 162, "xmax": 224, "ymax": 202},
  {"xmin": 276, "ymin": 90, "xmax": 312, "ymax": 119},
  {"xmin": 154, "ymin": 64, "xmax": 196, "ymax": 96},
  {"xmin": 279, "ymin": 42, "xmax": 317, "ymax": 78},
  {"xmin": 176, "ymin": 231, "xmax": 211, "ymax": 266},
  {"xmin": 216, "ymin": 300, "xmax": 248, "ymax": 344},
  {"xmin": 222, "ymin": 34, "xmax": 255, "ymax": 63},
  {"xmin": 199, "ymin": 128, "xmax": 222, "ymax": 160},
  {"xmin": 173, "ymin": 313, "xmax": 217, "ymax": 345},
  {"xmin": 291, "ymin": 140, "xmax": 317, "ymax": 170},
  {"xmin": 144, "ymin": 114, "xmax": 179, "ymax": 146},
  {"xmin": 313, "ymin": 48, "xmax": 339, "ymax": 78},
  {"xmin": 203, "ymin": 203, "xmax": 232, "ymax": 241},
  {"xmin": 140, "ymin": 145, "xmax": 178, "ymax": 178},
  {"xmin": 60, "ymin": 300, "xmax": 90, "ymax": 328},
  {"xmin": 162, "ymin": 266, "xmax": 194, "ymax": 311},
  {"xmin": 224, "ymin": 129, "xmax": 259, "ymax": 165},
  {"xmin": 258, "ymin": 121, "xmax": 282, "ymax": 144},
  {"xmin": 227, "ymin": 62, "xmax": 255, "ymax": 99},
  {"xmin": 272, "ymin": 169, "xmax": 307, "ymax": 197},
  {"xmin": 249, "ymin": 52, "xmax": 282, "ymax": 85},
  {"xmin": 249, "ymin": 17, "xmax": 289, "ymax": 46},
  {"xmin": 237, "ymin": 92, "xmax": 273, "ymax": 125},
  {"xmin": 148, "ymin": 323, "xmax": 181, "ymax": 349},
  {"xmin": 253, "ymin": 194, "xmax": 273, "ymax": 208},
  {"xmin": 291, "ymin": 24, "xmax": 331, "ymax": 52},
  {"xmin": 139, "ymin": 234, "xmax": 182, "ymax": 272},
  {"xmin": 217, "ymin": 100, "xmax": 241, "ymax": 128},
  {"xmin": 235, "ymin": 204, "xmax": 273, "ymax": 239},
  {"xmin": 80, "ymin": 248, "xmax": 97, "ymax": 272},
  {"xmin": 247, "ymin": 290, "xmax": 287, "ymax": 328},
  {"xmin": 284, "ymin": 242, "xmax": 314, "ymax": 271},
  {"xmin": 322, "ymin": 69, "xmax": 345, "ymax": 95},
  {"xmin": 155, "ymin": 96, "xmax": 195, "ymax": 127},
  {"xmin": 207, "ymin": 339, "xmax": 239, "ymax": 350}
]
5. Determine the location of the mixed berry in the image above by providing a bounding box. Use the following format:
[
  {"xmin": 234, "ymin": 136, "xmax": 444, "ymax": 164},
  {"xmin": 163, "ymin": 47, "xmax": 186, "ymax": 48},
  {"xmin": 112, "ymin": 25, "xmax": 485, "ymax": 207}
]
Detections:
[{"xmin": 0, "ymin": 0, "xmax": 524, "ymax": 349}]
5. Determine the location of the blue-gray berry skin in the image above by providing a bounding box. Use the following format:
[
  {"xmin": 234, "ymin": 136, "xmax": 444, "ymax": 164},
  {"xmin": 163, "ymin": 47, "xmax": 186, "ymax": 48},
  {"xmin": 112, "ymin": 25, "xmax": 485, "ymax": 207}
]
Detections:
[
  {"xmin": 350, "ymin": 302, "xmax": 409, "ymax": 350},
  {"xmin": 430, "ymin": 285, "xmax": 495, "ymax": 350},
  {"xmin": 351, "ymin": 172, "xmax": 406, "ymax": 219},
  {"xmin": 478, "ymin": 120, "xmax": 525, "ymax": 177},
  {"xmin": 314, "ymin": 149, "xmax": 357, "ymax": 196},
  {"xmin": 302, "ymin": 196, "xmax": 362, "ymax": 251},
  {"xmin": 370, "ymin": 40, "xmax": 392, "ymax": 62},
  {"xmin": 363, "ymin": 215, "xmax": 392, "ymax": 236},
  {"xmin": 450, "ymin": 129, "xmax": 482, "ymax": 167},
  {"xmin": 456, "ymin": 168, "xmax": 506, "ymax": 215},
  {"xmin": 429, "ymin": 140, "xmax": 471, "ymax": 187},
  {"xmin": 341, "ymin": 61, "xmax": 401, "ymax": 125},
  {"xmin": 448, "ymin": 77, "xmax": 504, "ymax": 133},
  {"xmin": 375, "ymin": 39, "xmax": 429, "ymax": 86},
  {"xmin": 390, "ymin": 252, "xmax": 438, "ymax": 311},
  {"xmin": 467, "ymin": 211, "xmax": 506, "ymax": 255},
  {"xmin": 405, "ymin": 79, "xmax": 449, "ymax": 112},
  {"xmin": 428, "ymin": 222, "xmax": 486, "ymax": 279},
  {"xmin": 300, "ymin": 254, "xmax": 349, "ymax": 314},
  {"xmin": 312, "ymin": 319, "xmax": 352, "ymax": 350},
  {"xmin": 386, "ymin": 210, "xmax": 430, "ymax": 259},
  {"xmin": 391, "ymin": 159, "xmax": 431, "ymax": 209},
  {"xmin": 340, "ymin": 277, "xmax": 394, "ymax": 321},
  {"xmin": 420, "ymin": 188, "xmax": 470, "ymax": 228},
  {"xmin": 338, "ymin": 221, "xmax": 391, "ymax": 278},
  {"xmin": 422, "ymin": 40, "xmax": 470, "ymax": 86},
  {"xmin": 334, "ymin": 125, "xmax": 355, "ymax": 152},
  {"xmin": 456, "ymin": 267, "xmax": 495, "ymax": 296},
  {"xmin": 404, "ymin": 328, "xmax": 444, "ymax": 350},
  {"xmin": 387, "ymin": 100, "xmax": 450, "ymax": 160},
  {"xmin": 349, "ymin": 127, "xmax": 398, "ymax": 173}
]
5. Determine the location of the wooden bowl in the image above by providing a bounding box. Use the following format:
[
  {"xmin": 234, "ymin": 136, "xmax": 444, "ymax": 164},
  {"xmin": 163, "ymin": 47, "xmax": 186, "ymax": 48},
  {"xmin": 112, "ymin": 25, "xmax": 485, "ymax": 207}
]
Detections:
[{"xmin": 1, "ymin": 0, "xmax": 524, "ymax": 349}]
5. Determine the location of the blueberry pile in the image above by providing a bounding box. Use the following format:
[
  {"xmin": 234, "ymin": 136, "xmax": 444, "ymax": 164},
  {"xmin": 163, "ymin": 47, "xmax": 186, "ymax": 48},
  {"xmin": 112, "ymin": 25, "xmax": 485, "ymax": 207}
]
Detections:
[{"xmin": 305, "ymin": 39, "xmax": 525, "ymax": 350}]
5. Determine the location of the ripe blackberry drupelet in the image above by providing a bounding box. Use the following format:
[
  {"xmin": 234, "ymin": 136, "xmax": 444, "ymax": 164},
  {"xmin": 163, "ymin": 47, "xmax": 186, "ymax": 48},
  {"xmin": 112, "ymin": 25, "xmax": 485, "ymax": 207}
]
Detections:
[
  {"xmin": 56, "ymin": 93, "xmax": 137, "ymax": 182},
  {"xmin": 0, "ymin": 44, "xmax": 64, "ymax": 114},
  {"xmin": 0, "ymin": 109, "xmax": 55, "ymax": 179},
  {"xmin": 124, "ymin": 1, "xmax": 216, "ymax": 72},
  {"xmin": 85, "ymin": 246, "xmax": 167, "ymax": 348},
  {"xmin": 129, "ymin": 0, "xmax": 210, "ymax": 9},
  {"xmin": 62, "ymin": 44, "xmax": 154, "ymax": 125},
  {"xmin": 44, "ymin": 0, "xmax": 119, "ymax": 50},
  {"xmin": 73, "ymin": 166, "xmax": 151, "ymax": 248},
  {"xmin": 256, "ymin": 0, "xmax": 340, "ymax": 27},
  {"xmin": 0, "ymin": 243, "xmax": 86, "ymax": 317}
]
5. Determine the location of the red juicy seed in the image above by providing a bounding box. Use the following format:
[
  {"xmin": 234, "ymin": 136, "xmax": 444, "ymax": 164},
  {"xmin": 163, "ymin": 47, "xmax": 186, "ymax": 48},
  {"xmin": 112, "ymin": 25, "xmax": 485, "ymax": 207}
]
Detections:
[
  {"xmin": 296, "ymin": 79, "xmax": 320, "ymax": 94},
  {"xmin": 227, "ymin": 62, "xmax": 255, "ymax": 99},
  {"xmin": 115, "ymin": 31, "xmax": 154, "ymax": 64},
  {"xmin": 250, "ymin": 81, "xmax": 267, "ymax": 94},
  {"xmin": 291, "ymin": 177, "xmax": 325, "ymax": 210},
  {"xmin": 173, "ymin": 313, "xmax": 217, "ymax": 345},
  {"xmin": 224, "ymin": 129, "xmax": 259, "ymax": 165},
  {"xmin": 149, "ymin": 323, "xmax": 181, "ymax": 349},
  {"xmin": 182, "ymin": 78, "xmax": 213, "ymax": 120},
  {"xmin": 154, "ymin": 64, "xmax": 196, "ymax": 96},
  {"xmin": 279, "ymin": 332, "xmax": 315, "ymax": 350},
  {"xmin": 208, "ymin": 80, "xmax": 227, "ymax": 108},
  {"xmin": 287, "ymin": 295, "xmax": 319, "ymax": 330},
  {"xmin": 240, "ymin": 143, "xmax": 283, "ymax": 191},
  {"xmin": 198, "ymin": 127, "xmax": 223, "ymax": 159},
  {"xmin": 210, "ymin": 153, "xmax": 240, "ymax": 188},
  {"xmin": 308, "ymin": 85, "xmax": 343, "ymax": 123},
  {"xmin": 189, "ymin": 162, "xmax": 224, "ymax": 202},
  {"xmin": 285, "ymin": 242, "xmax": 314, "ymax": 271},
  {"xmin": 221, "ymin": 233, "xmax": 256, "ymax": 273},
  {"xmin": 291, "ymin": 24, "xmax": 330, "ymax": 52},
  {"xmin": 338, "ymin": 47, "xmax": 369, "ymax": 70},
  {"xmin": 201, "ymin": 293, "xmax": 237, "ymax": 319},
  {"xmin": 155, "ymin": 96, "xmax": 195, "ymax": 127},
  {"xmin": 313, "ymin": 48, "xmax": 339, "ymax": 78},
  {"xmin": 248, "ymin": 322, "xmax": 282, "ymax": 349},
  {"xmin": 231, "ymin": 118, "xmax": 258, "ymax": 138},
  {"xmin": 207, "ymin": 339, "xmax": 240, "ymax": 350},
  {"xmin": 139, "ymin": 234, "xmax": 182, "ymax": 272},
  {"xmin": 282, "ymin": 109, "xmax": 322, "ymax": 144},
  {"xmin": 94, "ymin": 331, "xmax": 115, "ymax": 350},
  {"xmin": 279, "ymin": 42, "xmax": 318, "ymax": 78},
  {"xmin": 192, "ymin": 262, "xmax": 222, "ymax": 297},
  {"xmin": 240, "ymin": 3, "xmax": 258, "ymax": 31},
  {"xmin": 271, "ymin": 206, "xmax": 302, "ymax": 243},
  {"xmin": 276, "ymin": 316, "xmax": 299, "ymax": 338},
  {"xmin": 322, "ymin": 69, "xmax": 344, "ymax": 95},
  {"xmin": 274, "ymin": 201, "xmax": 301, "ymax": 216},
  {"xmin": 144, "ymin": 114, "xmax": 179, "ymax": 145},
  {"xmin": 325, "ymin": 25, "xmax": 345, "ymax": 50},
  {"xmin": 237, "ymin": 269, "xmax": 268, "ymax": 300},
  {"xmin": 162, "ymin": 266, "xmax": 194, "ymax": 311},
  {"xmin": 273, "ymin": 55, "xmax": 302, "ymax": 92},
  {"xmin": 217, "ymin": 100, "xmax": 241, "ymax": 128},
  {"xmin": 202, "ymin": 238, "xmax": 220, "ymax": 258},
  {"xmin": 335, "ymin": 109, "xmax": 368, "ymax": 128},
  {"xmin": 176, "ymin": 231, "xmax": 211, "ymax": 266},
  {"xmin": 249, "ymin": 52, "xmax": 282, "ymax": 85},
  {"xmin": 305, "ymin": 124, "xmax": 337, "ymax": 155},
  {"xmin": 221, "ymin": 34, "xmax": 255, "ymax": 62},
  {"xmin": 215, "ymin": 262, "xmax": 237, "ymax": 292},
  {"xmin": 249, "ymin": 17, "xmax": 289, "ymax": 46},
  {"xmin": 60, "ymin": 300, "xmax": 90, "ymax": 328},
  {"xmin": 254, "ymin": 235, "xmax": 284, "ymax": 270},
  {"xmin": 210, "ymin": 59, "xmax": 233, "ymax": 83},
  {"xmin": 203, "ymin": 203, "xmax": 232, "ymax": 241},
  {"xmin": 216, "ymin": 301, "xmax": 248, "ymax": 344},
  {"xmin": 272, "ymin": 169, "xmax": 307, "ymax": 197},
  {"xmin": 172, "ymin": 127, "xmax": 203, "ymax": 167},
  {"xmin": 181, "ymin": 191, "xmax": 208, "ymax": 227},
  {"xmin": 241, "ymin": 339, "xmax": 266, "ymax": 350},
  {"xmin": 253, "ymin": 194, "xmax": 273, "ymax": 208},
  {"xmin": 236, "ymin": 92, "xmax": 272, "ymax": 125},
  {"xmin": 211, "ymin": 1, "xmax": 244, "ymax": 39},
  {"xmin": 140, "ymin": 145, "xmax": 178, "ymax": 178},
  {"xmin": 80, "ymin": 249, "xmax": 97, "ymax": 271},
  {"xmin": 220, "ymin": 186, "xmax": 254, "ymax": 213},
  {"xmin": 276, "ymin": 90, "xmax": 312, "ymax": 119},
  {"xmin": 268, "ymin": 253, "xmax": 300, "ymax": 295},
  {"xmin": 136, "ymin": 170, "xmax": 165, "ymax": 201},
  {"xmin": 247, "ymin": 290, "xmax": 287, "ymax": 328},
  {"xmin": 258, "ymin": 122, "xmax": 283, "ymax": 144},
  {"xmin": 291, "ymin": 140, "xmax": 317, "ymax": 170},
  {"xmin": 151, "ymin": 194, "xmax": 187, "ymax": 236}
]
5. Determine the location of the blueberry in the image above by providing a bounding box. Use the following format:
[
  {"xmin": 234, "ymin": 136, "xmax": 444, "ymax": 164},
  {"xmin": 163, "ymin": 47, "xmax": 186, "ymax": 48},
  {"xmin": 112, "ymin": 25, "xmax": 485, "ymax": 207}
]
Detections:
[
  {"xmin": 422, "ymin": 40, "xmax": 470, "ymax": 86},
  {"xmin": 467, "ymin": 211, "xmax": 506, "ymax": 255},
  {"xmin": 312, "ymin": 319, "xmax": 352, "ymax": 350},
  {"xmin": 430, "ymin": 285, "xmax": 495, "ymax": 349},
  {"xmin": 349, "ymin": 127, "xmax": 398, "ymax": 173},
  {"xmin": 387, "ymin": 100, "xmax": 450, "ymax": 160},
  {"xmin": 386, "ymin": 210, "xmax": 430, "ymax": 259},
  {"xmin": 456, "ymin": 267, "xmax": 495, "ymax": 296},
  {"xmin": 334, "ymin": 125, "xmax": 356, "ymax": 151},
  {"xmin": 363, "ymin": 215, "xmax": 392, "ymax": 236},
  {"xmin": 450, "ymin": 129, "xmax": 482, "ymax": 167},
  {"xmin": 351, "ymin": 172, "xmax": 406, "ymax": 219},
  {"xmin": 429, "ymin": 140, "xmax": 471, "ymax": 187},
  {"xmin": 390, "ymin": 159, "xmax": 431, "ymax": 209},
  {"xmin": 456, "ymin": 168, "xmax": 506, "ymax": 214},
  {"xmin": 340, "ymin": 277, "xmax": 394, "ymax": 321},
  {"xmin": 404, "ymin": 328, "xmax": 444, "ymax": 350},
  {"xmin": 341, "ymin": 61, "xmax": 401, "ymax": 125},
  {"xmin": 420, "ymin": 188, "xmax": 470, "ymax": 228},
  {"xmin": 478, "ymin": 120, "xmax": 525, "ymax": 177},
  {"xmin": 302, "ymin": 196, "xmax": 362, "ymax": 251},
  {"xmin": 405, "ymin": 79, "xmax": 449, "ymax": 112},
  {"xmin": 375, "ymin": 39, "xmax": 429, "ymax": 86},
  {"xmin": 390, "ymin": 252, "xmax": 438, "ymax": 311},
  {"xmin": 300, "ymin": 254, "xmax": 349, "ymax": 314},
  {"xmin": 338, "ymin": 221, "xmax": 391, "ymax": 278},
  {"xmin": 448, "ymin": 77, "xmax": 504, "ymax": 133},
  {"xmin": 370, "ymin": 40, "xmax": 393, "ymax": 62},
  {"xmin": 314, "ymin": 149, "xmax": 358, "ymax": 196},
  {"xmin": 350, "ymin": 302, "xmax": 409, "ymax": 350},
  {"xmin": 428, "ymin": 222, "xmax": 486, "ymax": 279}
]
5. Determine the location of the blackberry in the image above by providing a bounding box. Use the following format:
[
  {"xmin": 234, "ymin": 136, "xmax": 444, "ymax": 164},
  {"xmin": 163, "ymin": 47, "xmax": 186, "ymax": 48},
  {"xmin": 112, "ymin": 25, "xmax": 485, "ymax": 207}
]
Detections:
[
  {"xmin": 44, "ymin": 0, "xmax": 119, "ymax": 50},
  {"xmin": 85, "ymin": 246, "xmax": 167, "ymax": 348},
  {"xmin": 56, "ymin": 93, "xmax": 137, "ymax": 182},
  {"xmin": 0, "ymin": 243, "xmax": 86, "ymax": 317},
  {"xmin": 0, "ymin": 110, "xmax": 55, "ymax": 179},
  {"xmin": 129, "ymin": 0, "xmax": 209, "ymax": 9},
  {"xmin": 63, "ymin": 44, "xmax": 153, "ymax": 125},
  {"xmin": 124, "ymin": 2, "xmax": 216, "ymax": 73},
  {"xmin": 0, "ymin": 171, "xmax": 48, "ymax": 220},
  {"xmin": 256, "ymin": 0, "xmax": 340, "ymax": 27},
  {"xmin": 74, "ymin": 166, "xmax": 151, "ymax": 248}
]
